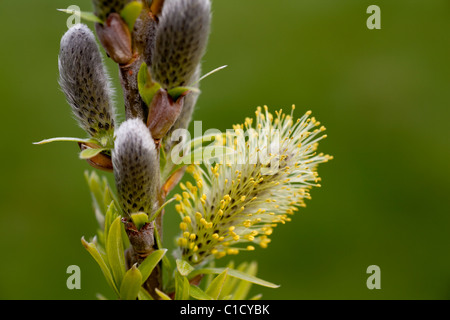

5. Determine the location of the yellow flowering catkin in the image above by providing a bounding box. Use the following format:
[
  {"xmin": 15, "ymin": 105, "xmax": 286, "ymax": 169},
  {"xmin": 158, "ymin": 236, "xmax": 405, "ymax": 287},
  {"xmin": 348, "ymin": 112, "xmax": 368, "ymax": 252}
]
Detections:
[{"xmin": 175, "ymin": 106, "xmax": 332, "ymax": 265}]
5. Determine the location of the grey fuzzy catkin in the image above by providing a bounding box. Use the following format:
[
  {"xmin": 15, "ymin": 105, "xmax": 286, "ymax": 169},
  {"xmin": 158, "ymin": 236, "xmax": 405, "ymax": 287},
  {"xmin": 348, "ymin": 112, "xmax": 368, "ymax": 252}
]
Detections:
[
  {"xmin": 112, "ymin": 118, "xmax": 159, "ymax": 216},
  {"xmin": 92, "ymin": 0, "xmax": 132, "ymax": 21},
  {"xmin": 58, "ymin": 24, "xmax": 115, "ymax": 138},
  {"xmin": 163, "ymin": 65, "xmax": 201, "ymax": 153},
  {"xmin": 151, "ymin": 0, "xmax": 211, "ymax": 89}
]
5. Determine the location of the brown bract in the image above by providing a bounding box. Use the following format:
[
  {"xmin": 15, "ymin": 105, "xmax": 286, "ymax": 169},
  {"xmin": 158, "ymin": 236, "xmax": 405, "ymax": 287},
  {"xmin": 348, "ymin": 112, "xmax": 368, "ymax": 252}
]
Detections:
[{"xmin": 95, "ymin": 13, "xmax": 133, "ymax": 65}]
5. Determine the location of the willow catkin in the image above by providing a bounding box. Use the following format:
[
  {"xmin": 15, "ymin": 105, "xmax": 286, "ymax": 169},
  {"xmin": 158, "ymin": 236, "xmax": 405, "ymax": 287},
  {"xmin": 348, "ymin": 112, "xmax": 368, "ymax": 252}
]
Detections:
[
  {"xmin": 151, "ymin": 0, "xmax": 211, "ymax": 89},
  {"xmin": 112, "ymin": 119, "xmax": 159, "ymax": 216},
  {"xmin": 58, "ymin": 24, "xmax": 115, "ymax": 138}
]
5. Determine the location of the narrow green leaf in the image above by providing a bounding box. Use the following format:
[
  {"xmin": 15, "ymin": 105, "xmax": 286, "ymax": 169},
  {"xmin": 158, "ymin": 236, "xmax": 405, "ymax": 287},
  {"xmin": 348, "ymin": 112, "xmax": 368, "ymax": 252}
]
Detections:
[
  {"xmin": 176, "ymin": 259, "xmax": 194, "ymax": 277},
  {"xmin": 138, "ymin": 249, "xmax": 167, "ymax": 285},
  {"xmin": 106, "ymin": 217, "xmax": 126, "ymax": 289},
  {"xmin": 219, "ymin": 261, "xmax": 239, "ymax": 299},
  {"xmin": 57, "ymin": 8, "xmax": 103, "ymax": 24},
  {"xmin": 233, "ymin": 261, "xmax": 258, "ymax": 300},
  {"xmin": 138, "ymin": 62, "xmax": 161, "ymax": 106},
  {"xmin": 120, "ymin": 1, "xmax": 143, "ymax": 31},
  {"xmin": 104, "ymin": 201, "xmax": 119, "ymax": 243},
  {"xmin": 174, "ymin": 272, "xmax": 190, "ymax": 300},
  {"xmin": 154, "ymin": 225, "xmax": 172, "ymax": 271},
  {"xmin": 189, "ymin": 285, "xmax": 213, "ymax": 300},
  {"xmin": 33, "ymin": 136, "xmax": 94, "ymax": 145},
  {"xmin": 81, "ymin": 237, "xmax": 118, "ymax": 295},
  {"xmin": 148, "ymin": 197, "xmax": 176, "ymax": 222},
  {"xmin": 138, "ymin": 288, "xmax": 154, "ymax": 300},
  {"xmin": 194, "ymin": 65, "xmax": 228, "ymax": 85},
  {"xmin": 120, "ymin": 264, "xmax": 143, "ymax": 300},
  {"xmin": 79, "ymin": 147, "xmax": 107, "ymax": 159},
  {"xmin": 190, "ymin": 267, "xmax": 279, "ymax": 289},
  {"xmin": 205, "ymin": 269, "xmax": 228, "ymax": 300},
  {"xmin": 155, "ymin": 288, "xmax": 172, "ymax": 300}
]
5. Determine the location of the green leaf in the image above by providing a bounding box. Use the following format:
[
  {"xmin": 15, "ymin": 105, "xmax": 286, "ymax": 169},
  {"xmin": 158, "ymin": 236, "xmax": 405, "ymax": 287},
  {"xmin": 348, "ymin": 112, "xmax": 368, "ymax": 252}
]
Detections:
[
  {"xmin": 138, "ymin": 287, "xmax": 154, "ymax": 300},
  {"xmin": 148, "ymin": 197, "xmax": 176, "ymax": 222},
  {"xmin": 138, "ymin": 249, "xmax": 167, "ymax": 285},
  {"xmin": 79, "ymin": 147, "xmax": 108, "ymax": 159},
  {"xmin": 106, "ymin": 217, "xmax": 126, "ymax": 289},
  {"xmin": 154, "ymin": 225, "xmax": 172, "ymax": 271},
  {"xmin": 194, "ymin": 65, "xmax": 228, "ymax": 85},
  {"xmin": 85, "ymin": 171, "xmax": 104, "ymax": 213},
  {"xmin": 205, "ymin": 269, "xmax": 228, "ymax": 300},
  {"xmin": 120, "ymin": 264, "xmax": 142, "ymax": 300},
  {"xmin": 174, "ymin": 272, "xmax": 190, "ymax": 300},
  {"xmin": 130, "ymin": 212, "xmax": 148, "ymax": 230},
  {"xmin": 167, "ymin": 86, "xmax": 200, "ymax": 101},
  {"xmin": 189, "ymin": 285, "xmax": 213, "ymax": 300},
  {"xmin": 81, "ymin": 237, "xmax": 119, "ymax": 295},
  {"xmin": 190, "ymin": 267, "xmax": 279, "ymax": 289},
  {"xmin": 33, "ymin": 136, "xmax": 94, "ymax": 145},
  {"xmin": 120, "ymin": 1, "xmax": 143, "ymax": 31},
  {"xmin": 233, "ymin": 261, "xmax": 258, "ymax": 300},
  {"xmin": 176, "ymin": 259, "xmax": 194, "ymax": 277},
  {"xmin": 104, "ymin": 201, "xmax": 120, "ymax": 243},
  {"xmin": 155, "ymin": 288, "xmax": 172, "ymax": 300},
  {"xmin": 218, "ymin": 261, "xmax": 238, "ymax": 299},
  {"xmin": 57, "ymin": 8, "xmax": 103, "ymax": 24},
  {"xmin": 138, "ymin": 62, "xmax": 161, "ymax": 106}
]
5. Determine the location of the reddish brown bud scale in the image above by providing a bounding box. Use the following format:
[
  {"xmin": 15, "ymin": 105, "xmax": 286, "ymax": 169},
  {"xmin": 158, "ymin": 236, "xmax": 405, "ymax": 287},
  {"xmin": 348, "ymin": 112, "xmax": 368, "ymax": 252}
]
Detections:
[
  {"xmin": 95, "ymin": 13, "xmax": 133, "ymax": 65},
  {"xmin": 146, "ymin": 89, "xmax": 187, "ymax": 141}
]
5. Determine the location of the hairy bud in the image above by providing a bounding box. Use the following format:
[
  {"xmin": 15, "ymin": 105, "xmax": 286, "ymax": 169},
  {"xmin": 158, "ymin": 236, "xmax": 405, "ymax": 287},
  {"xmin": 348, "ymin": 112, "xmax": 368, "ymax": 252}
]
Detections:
[
  {"xmin": 112, "ymin": 119, "xmax": 159, "ymax": 216},
  {"xmin": 151, "ymin": 0, "xmax": 211, "ymax": 89},
  {"xmin": 92, "ymin": 0, "xmax": 132, "ymax": 21},
  {"xmin": 58, "ymin": 24, "xmax": 115, "ymax": 140}
]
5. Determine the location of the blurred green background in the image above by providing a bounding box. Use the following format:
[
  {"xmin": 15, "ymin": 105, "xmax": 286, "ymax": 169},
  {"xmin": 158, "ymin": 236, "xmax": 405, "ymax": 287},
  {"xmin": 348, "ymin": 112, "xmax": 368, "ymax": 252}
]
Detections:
[{"xmin": 0, "ymin": 0, "xmax": 449, "ymax": 300}]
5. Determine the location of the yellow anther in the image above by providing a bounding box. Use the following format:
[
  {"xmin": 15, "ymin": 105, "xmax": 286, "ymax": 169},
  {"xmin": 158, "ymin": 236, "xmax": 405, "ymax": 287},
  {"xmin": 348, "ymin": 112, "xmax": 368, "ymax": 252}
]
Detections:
[
  {"xmin": 183, "ymin": 216, "xmax": 191, "ymax": 224},
  {"xmin": 178, "ymin": 237, "xmax": 188, "ymax": 246},
  {"xmin": 179, "ymin": 222, "xmax": 188, "ymax": 231}
]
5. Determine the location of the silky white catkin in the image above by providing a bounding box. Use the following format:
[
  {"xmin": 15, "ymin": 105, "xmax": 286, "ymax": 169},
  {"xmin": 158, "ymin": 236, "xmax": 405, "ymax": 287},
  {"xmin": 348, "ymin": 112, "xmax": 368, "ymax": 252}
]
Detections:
[
  {"xmin": 58, "ymin": 24, "xmax": 115, "ymax": 138},
  {"xmin": 112, "ymin": 118, "xmax": 159, "ymax": 216},
  {"xmin": 151, "ymin": 0, "xmax": 211, "ymax": 89}
]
